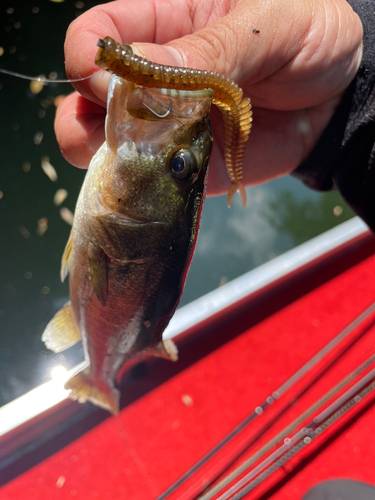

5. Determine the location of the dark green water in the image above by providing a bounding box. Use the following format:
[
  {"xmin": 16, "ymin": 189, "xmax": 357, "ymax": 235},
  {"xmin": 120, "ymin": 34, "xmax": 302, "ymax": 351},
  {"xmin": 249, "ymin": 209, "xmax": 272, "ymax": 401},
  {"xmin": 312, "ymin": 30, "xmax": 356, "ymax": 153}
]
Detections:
[{"xmin": 0, "ymin": 0, "xmax": 354, "ymax": 407}]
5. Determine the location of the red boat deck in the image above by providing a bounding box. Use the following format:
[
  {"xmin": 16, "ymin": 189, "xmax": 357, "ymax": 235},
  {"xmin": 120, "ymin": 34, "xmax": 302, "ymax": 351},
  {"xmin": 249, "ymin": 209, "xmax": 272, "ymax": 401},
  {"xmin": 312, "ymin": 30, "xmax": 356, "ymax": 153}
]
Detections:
[{"xmin": 2, "ymin": 231, "xmax": 375, "ymax": 500}]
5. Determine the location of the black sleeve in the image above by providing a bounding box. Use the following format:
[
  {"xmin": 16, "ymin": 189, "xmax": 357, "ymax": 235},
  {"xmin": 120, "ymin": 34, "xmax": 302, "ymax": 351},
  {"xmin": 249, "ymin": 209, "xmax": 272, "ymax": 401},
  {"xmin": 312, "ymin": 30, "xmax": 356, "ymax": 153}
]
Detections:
[{"xmin": 291, "ymin": 0, "xmax": 375, "ymax": 231}]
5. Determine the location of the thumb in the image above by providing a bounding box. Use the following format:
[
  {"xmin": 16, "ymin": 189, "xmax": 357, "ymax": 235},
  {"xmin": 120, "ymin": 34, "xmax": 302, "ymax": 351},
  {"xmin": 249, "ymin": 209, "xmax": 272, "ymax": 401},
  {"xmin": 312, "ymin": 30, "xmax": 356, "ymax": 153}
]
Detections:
[
  {"xmin": 132, "ymin": 2, "xmax": 264, "ymax": 85},
  {"xmin": 131, "ymin": 0, "xmax": 295, "ymax": 90},
  {"xmin": 131, "ymin": 0, "xmax": 362, "ymax": 110},
  {"xmin": 89, "ymin": 0, "xmax": 304, "ymax": 108}
]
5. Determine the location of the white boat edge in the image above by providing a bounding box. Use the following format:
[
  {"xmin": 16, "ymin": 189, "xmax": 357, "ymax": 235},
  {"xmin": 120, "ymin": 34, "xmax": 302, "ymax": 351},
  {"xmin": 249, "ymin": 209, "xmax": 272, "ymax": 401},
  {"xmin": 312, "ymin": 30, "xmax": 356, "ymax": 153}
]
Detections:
[{"xmin": 0, "ymin": 217, "xmax": 370, "ymax": 444}]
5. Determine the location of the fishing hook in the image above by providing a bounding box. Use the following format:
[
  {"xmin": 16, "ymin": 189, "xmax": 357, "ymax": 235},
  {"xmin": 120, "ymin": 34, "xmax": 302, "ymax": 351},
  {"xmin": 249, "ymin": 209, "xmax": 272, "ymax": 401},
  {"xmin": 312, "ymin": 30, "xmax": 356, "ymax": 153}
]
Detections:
[{"xmin": 142, "ymin": 98, "xmax": 173, "ymax": 119}]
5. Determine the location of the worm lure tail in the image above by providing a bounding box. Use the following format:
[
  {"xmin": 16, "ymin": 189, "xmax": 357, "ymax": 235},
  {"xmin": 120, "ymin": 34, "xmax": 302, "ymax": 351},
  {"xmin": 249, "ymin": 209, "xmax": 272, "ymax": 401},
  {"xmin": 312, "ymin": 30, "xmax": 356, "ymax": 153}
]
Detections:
[{"xmin": 95, "ymin": 36, "xmax": 252, "ymax": 207}]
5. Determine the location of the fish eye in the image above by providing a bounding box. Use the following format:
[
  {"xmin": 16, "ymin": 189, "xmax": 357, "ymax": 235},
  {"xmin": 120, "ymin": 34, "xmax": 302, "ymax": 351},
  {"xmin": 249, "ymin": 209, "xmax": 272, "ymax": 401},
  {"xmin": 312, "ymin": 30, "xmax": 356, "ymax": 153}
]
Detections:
[{"xmin": 169, "ymin": 149, "xmax": 197, "ymax": 181}]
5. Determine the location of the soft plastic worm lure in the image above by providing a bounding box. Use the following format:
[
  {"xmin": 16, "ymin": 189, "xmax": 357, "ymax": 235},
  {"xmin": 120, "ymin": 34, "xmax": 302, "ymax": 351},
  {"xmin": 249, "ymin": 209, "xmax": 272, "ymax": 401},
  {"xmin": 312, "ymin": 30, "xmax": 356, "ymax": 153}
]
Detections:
[{"xmin": 95, "ymin": 37, "xmax": 253, "ymax": 207}]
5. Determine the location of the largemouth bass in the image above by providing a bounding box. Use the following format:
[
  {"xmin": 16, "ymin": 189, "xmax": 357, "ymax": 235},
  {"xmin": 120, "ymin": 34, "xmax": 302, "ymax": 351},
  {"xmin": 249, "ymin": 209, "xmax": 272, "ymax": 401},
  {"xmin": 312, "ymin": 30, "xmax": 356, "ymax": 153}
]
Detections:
[
  {"xmin": 42, "ymin": 76, "xmax": 213, "ymax": 414},
  {"xmin": 43, "ymin": 39, "xmax": 252, "ymax": 415}
]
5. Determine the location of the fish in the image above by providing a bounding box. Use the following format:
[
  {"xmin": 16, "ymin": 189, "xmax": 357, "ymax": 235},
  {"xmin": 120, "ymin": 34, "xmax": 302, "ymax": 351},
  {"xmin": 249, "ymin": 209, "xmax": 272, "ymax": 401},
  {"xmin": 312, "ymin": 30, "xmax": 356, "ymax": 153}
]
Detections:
[
  {"xmin": 42, "ymin": 38, "xmax": 253, "ymax": 414},
  {"xmin": 42, "ymin": 75, "xmax": 214, "ymax": 414}
]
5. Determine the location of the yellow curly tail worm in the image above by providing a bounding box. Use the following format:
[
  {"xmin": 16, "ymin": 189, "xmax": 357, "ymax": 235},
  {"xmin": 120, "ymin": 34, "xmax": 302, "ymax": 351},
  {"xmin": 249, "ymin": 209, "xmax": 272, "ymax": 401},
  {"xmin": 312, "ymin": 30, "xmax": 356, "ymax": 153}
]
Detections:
[{"xmin": 95, "ymin": 37, "xmax": 252, "ymax": 207}]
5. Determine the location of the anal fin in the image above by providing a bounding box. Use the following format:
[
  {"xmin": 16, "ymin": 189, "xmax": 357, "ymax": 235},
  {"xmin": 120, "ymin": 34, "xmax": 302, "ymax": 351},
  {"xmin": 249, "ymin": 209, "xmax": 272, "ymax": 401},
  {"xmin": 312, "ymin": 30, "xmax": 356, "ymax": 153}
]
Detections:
[
  {"xmin": 42, "ymin": 301, "xmax": 81, "ymax": 353},
  {"xmin": 151, "ymin": 338, "xmax": 178, "ymax": 362}
]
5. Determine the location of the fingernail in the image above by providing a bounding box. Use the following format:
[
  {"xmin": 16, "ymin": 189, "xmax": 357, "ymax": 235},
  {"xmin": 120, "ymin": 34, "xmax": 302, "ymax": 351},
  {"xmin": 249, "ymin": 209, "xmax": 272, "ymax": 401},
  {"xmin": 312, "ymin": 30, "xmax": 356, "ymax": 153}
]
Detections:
[
  {"xmin": 88, "ymin": 70, "xmax": 111, "ymax": 105},
  {"xmin": 132, "ymin": 43, "xmax": 184, "ymax": 67}
]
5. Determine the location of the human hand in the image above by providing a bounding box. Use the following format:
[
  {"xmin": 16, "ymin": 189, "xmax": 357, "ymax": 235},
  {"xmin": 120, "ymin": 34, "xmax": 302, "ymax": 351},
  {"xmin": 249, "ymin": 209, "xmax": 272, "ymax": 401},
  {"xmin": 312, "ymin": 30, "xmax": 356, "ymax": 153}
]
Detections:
[{"xmin": 55, "ymin": 0, "xmax": 363, "ymax": 198}]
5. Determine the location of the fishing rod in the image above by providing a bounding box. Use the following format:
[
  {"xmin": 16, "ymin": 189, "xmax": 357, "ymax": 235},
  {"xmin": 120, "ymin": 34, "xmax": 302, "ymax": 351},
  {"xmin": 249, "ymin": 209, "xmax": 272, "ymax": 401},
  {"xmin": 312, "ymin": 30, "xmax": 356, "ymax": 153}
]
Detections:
[
  {"xmin": 203, "ymin": 351, "xmax": 375, "ymax": 500},
  {"xmin": 156, "ymin": 300, "xmax": 375, "ymax": 500},
  {"xmin": 216, "ymin": 360, "xmax": 375, "ymax": 500}
]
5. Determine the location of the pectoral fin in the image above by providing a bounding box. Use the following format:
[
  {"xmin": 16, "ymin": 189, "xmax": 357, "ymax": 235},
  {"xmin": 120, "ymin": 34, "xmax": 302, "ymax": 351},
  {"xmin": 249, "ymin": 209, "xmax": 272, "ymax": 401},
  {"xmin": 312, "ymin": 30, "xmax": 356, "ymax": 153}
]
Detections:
[
  {"xmin": 151, "ymin": 338, "xmax": 178, "ymax": 362},
  {"xmin": 60, "ymin": 230, "xmax": 73, "ymax": 282},
  {"xmin": 88, "ymin": 243, "xmax": 108, "ymax": 307},
  {"xmin": 42, "ymin": 301, "xmax": 81, "ymax": 353}
]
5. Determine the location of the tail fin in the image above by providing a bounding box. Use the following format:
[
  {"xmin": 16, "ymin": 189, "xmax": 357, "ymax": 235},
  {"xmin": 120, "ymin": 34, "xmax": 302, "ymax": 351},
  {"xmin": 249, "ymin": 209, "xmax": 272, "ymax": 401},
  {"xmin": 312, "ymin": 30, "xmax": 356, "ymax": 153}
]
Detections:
[{"xmin": 65, "ymin": 368, "xmax": 120, "ymax": 415}]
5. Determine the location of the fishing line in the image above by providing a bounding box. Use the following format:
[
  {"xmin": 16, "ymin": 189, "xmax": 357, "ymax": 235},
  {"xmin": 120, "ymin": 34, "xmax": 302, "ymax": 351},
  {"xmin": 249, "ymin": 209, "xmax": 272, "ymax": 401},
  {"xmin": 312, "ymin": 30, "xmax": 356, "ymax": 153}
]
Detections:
[{"xmin": 0, "ymin": 68, "xmax": 93, "ymax": 83}]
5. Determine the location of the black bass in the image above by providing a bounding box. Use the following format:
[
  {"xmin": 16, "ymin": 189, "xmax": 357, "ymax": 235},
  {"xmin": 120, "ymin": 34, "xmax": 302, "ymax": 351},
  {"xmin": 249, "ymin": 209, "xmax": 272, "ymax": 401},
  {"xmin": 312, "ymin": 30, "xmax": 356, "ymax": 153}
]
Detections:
[{"xmin": 42, "ymin": 76, "xmax": 213, "ymax": 414}]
